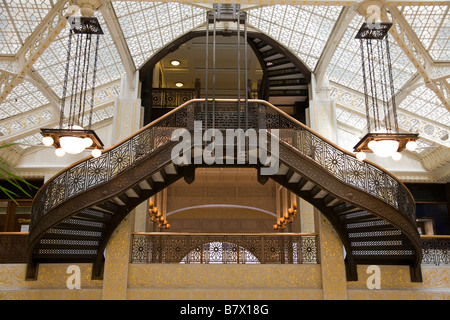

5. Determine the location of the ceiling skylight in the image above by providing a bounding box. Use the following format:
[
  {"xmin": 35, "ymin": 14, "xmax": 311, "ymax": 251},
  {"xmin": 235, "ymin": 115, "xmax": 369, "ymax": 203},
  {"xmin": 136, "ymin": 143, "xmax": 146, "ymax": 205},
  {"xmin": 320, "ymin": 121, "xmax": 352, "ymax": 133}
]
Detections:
[
  {"xmin": 247, "ymin": 5, "xmax": 343, "ymax": 70},
  {"xmin": 325, "ymin": 14, "xmax": 417, "ymax": 95},
  {"xmin": 113, "ymin": 1, "xmax": 207, "ymax": 68},
  {"xmin": 400, "ymin": 5, "xmax": 450, "ymax": 61}
]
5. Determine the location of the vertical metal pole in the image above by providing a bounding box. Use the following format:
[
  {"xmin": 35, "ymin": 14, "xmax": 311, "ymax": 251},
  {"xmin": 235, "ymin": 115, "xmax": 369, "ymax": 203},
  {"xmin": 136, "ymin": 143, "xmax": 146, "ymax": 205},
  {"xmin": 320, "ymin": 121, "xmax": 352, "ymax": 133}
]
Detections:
[
  {"xmin": 237, "ymin": 11, "xmax": 241, "ymax": 128},
  {"xmin": 244, "ymin": 13, "xmax": 248, "ymax": 130},
  {"xmin": 205, "ymin": 13, "xmax": 209, "ymax": 132},
  {"xmin": 213, "ymin": 12, "xmax": 216, "ymax": 130}
]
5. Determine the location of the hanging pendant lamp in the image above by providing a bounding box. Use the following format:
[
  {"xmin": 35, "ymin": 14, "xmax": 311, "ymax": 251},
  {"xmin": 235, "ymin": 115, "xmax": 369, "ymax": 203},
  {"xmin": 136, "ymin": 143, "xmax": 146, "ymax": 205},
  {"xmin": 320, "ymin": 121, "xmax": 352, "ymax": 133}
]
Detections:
[
  {"xmin": 353, "ymin": 20, "xmax": 418, "ymax": 161},
  {"xmin": 40, "ymin": 12, "xmax": 104, "ymax": 158}
]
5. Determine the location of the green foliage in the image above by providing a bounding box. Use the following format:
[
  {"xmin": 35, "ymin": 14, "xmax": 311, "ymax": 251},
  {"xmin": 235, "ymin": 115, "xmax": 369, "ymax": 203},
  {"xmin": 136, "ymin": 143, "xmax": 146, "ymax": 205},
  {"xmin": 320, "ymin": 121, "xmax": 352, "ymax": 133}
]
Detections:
[{"xmin": 0, "ymin": 143, "xmax": 38, "ymax": 204}]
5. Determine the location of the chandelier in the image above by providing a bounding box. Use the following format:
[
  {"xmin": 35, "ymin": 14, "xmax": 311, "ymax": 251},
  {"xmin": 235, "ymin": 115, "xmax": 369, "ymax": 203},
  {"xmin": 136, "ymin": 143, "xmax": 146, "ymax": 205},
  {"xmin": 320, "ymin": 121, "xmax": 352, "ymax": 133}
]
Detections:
[
  {"xmin": 353, "ymin": 21, "xmax": 418, "ymax": 161},
  {"xmin": 41, "ymin": 12, "xmax": 104, "ymax": 158}
]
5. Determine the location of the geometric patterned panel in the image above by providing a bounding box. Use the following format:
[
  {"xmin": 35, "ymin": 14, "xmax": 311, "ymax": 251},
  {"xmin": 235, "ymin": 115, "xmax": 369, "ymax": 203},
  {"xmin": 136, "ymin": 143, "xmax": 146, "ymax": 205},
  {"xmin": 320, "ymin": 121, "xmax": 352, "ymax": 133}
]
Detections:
[
  {"xmin": 0, "ymin": 80, "xmax": 49, "ymax": 121},
  {"xmin": 400, "ymin": 5, "xmax": 450, "ymax": 61},
  {"xmin": 0, "ymin": 0, "xmax": 54, "ymax": 54},
  {"xmin": 398, "ymin": 84, "xmax": 450, "ymax": 128},
  {"xmin": 112, "ymin": 1, "xmax": 207, "ymax": 68},
  {"xmin": 247, "ymin": 5, "xmax": 343, "ymax": 70}
]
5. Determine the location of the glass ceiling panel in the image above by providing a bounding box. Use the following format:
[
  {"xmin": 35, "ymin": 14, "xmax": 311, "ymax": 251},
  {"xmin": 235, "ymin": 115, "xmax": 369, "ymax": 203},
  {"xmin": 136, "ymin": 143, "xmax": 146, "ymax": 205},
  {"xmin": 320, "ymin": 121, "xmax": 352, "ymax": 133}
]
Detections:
[
  {"xmin": 0, "ymin": 80, "xmax": 49, "ymax": 121},
  {"xmin": 337, "ymin": 127, "xmax": 361, "ymax": 152},
  {"xmin": 0, "ymin": 0, "xmax": 54, "ymax": 55},
  {"xmin": 398, "ymin": 84, "xmax": 450, "ymax": 128},
  {"xmin": 335, "ymin": 105, "xmax": 367, "ymax": 131},
  {"xmin": 33, "ymin": 10, "xmax": 126, "ymax": 98},
  {"xmin": 325, "ymin": 14, "xmax": 417, "ymax": 95},
  {"xmin": 400, "ymin": 5, "xmax": 450, "ymax": 61},
  {"xmin": 247, "ymin": 5, "xmax": 342, "ymax": 71},
  {"xmin": 113, "ymin": 1, "xmax": 207, "ymax": 68}
]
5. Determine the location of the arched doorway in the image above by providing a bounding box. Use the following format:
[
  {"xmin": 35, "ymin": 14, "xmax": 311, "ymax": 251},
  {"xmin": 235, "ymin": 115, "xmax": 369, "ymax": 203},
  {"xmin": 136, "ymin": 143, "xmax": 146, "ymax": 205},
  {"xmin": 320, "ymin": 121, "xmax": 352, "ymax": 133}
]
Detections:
[{"xmin": 139, "ymin": 31, "xmax": 311, "ymax": 126}]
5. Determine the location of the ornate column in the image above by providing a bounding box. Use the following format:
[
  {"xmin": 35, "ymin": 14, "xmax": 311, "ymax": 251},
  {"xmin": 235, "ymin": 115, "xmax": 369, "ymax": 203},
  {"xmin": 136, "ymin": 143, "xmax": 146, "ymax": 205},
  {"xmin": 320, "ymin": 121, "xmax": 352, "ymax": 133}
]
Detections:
[
  {"xmin": 308, "ymin": 74, "xmax": 338, "ymax": 143},
  {"xmin": 309, "ymin": 73, "xmax": 347, "ymax": 298},
  {"xmin": 318, "ymin": 212, "xmax": 348, "ymax": 299},
  {"xmin": 102, "ymin": 72, "xmax": 142, "ymax": 300}
]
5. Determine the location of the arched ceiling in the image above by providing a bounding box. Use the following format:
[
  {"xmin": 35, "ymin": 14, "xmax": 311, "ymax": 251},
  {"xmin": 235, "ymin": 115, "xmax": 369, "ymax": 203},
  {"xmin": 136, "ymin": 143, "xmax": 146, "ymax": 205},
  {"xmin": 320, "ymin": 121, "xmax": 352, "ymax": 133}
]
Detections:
[{"xmin": 0, "ymin": 0, "xmax": 449, "ymax": 180}]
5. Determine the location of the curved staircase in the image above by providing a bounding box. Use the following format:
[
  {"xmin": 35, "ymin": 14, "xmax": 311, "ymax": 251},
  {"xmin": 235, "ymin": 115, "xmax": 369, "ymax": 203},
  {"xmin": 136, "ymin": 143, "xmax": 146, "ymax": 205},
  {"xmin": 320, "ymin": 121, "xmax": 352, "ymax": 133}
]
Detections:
[
  {"xmin": 26, "ymin": 99, "xmax": 422, "ymax": 282},
  {"xmin": 248, "ymin": 35, "xmax": 310, "ymax": 119}
]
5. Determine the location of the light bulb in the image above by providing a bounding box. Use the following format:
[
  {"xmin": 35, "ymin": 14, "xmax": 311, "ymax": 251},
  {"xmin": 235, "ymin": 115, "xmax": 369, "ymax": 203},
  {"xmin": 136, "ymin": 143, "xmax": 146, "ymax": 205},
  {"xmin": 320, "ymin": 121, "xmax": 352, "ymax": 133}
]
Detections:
[
  {"xmin": 406, "ymin": 141, "xmax": 417, "ymax": 152},
  {"xmin": 356, "ymin": 152, "xmax": 366, "ymax": 161},
  {"xmin": 83, "ymin": 137, "xmax": 93, "ymax": 148},
  {"xmin": 42, "ymin": 136, "xmax": 54, "ymax": 147},
  {"xmin": 91, "ymin": 148, "xmax": 101, "ymax": 158},
  {"xmin": 392, "ymin": 152, "xmax": 402, "ymax": 161},
  {"xmin": 55, "ymin": 148, "xmax": 65, "ymax": 157}
]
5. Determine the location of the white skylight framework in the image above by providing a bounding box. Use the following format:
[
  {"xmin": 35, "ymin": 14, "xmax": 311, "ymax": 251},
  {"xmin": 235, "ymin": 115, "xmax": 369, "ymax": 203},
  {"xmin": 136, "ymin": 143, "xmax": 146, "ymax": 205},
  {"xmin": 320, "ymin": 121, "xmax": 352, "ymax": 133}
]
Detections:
[
  {"xmin": 325, "ymin": 14, "xmax": 417, "ymax": 95},
  {"xmin": 33, "ymin": 10, "xmax": 125, "ymax": 98},
  {"xmin": 112, "ymin": 1, "xmax": 207, "ymax": 68},
  {"xmin": 398, "ymin": 84, "xmax": 450, "ymax": 127},
  {"xmin": 400, "ymin": 5, "xmax": 450, "ymax": 61},
  {"xmin": 246, "ymin": 5, "xmax": 343, "ymax": 70},
  {"xmin": 0, "ymin": 80, "xmax": 49, "ymax": 120},
  {"xmin": 0, "ymin": 0, "xmax": 54, "ymax": 55}
]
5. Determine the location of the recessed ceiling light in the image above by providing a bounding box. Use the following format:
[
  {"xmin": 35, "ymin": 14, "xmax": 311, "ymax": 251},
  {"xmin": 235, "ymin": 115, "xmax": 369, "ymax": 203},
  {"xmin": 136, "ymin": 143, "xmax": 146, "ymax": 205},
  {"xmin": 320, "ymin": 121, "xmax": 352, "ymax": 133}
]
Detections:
[
  {"xmin": 171, "ymin": 60, "xmax": 181, "ymax": 66},
  {"xmin": 175, "ymin": 82, "xmax": 184, "ymax": 87}
]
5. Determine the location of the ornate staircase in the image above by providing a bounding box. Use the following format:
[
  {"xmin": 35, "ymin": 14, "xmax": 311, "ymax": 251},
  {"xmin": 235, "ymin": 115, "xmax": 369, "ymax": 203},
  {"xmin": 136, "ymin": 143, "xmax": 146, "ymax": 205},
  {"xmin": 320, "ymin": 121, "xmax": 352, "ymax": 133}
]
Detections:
[
  {"xmin": 248, "ymin": 35, "xmax": 310, "ymax": 119},
  {"xmin": 26, "ymin": 99, "xmax": 422, "ymax": 282}
]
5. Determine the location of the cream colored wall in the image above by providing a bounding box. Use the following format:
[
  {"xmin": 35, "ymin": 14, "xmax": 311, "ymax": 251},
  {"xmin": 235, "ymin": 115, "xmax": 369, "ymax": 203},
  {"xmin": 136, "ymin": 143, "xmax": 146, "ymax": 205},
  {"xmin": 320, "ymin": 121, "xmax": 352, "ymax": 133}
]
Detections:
[
  {"xmin": 1, "ymin": 263, "xmax": 449, "ymax": 300},
  {"xmin": 127, "ymin": 264, "xmax": 323, "ymax": 300},
  {"xmin": 0, "ymin": 264, "xmax": 102, "ymax": 299}
]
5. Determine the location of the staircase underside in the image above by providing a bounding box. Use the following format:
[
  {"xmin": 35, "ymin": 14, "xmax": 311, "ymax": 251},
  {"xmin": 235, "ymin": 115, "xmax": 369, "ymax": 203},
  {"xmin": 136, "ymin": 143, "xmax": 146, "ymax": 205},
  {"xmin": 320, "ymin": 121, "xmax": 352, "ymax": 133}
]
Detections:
[{"xmin": 26, "ymin": 135, "xmax": 422, "ymax": 283}]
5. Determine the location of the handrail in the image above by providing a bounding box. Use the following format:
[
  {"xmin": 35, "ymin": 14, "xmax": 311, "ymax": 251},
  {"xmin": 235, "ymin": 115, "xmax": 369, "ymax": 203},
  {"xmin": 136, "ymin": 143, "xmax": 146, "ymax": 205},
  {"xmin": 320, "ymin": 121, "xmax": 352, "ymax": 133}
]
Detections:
[
  {"xmin": 131, "ymin": 232, "xmax": 319, "ymax": 264},
  {"xmin": 30, "ymin": 99, "xmax": 416, "ymax": 231},
  {"xmin": 133, "ymin": 232, "xmax": 319, "ymax": 236},
  {"xmin": 420, "ymin": 235, "xmax": 450, "ymax": 239}
]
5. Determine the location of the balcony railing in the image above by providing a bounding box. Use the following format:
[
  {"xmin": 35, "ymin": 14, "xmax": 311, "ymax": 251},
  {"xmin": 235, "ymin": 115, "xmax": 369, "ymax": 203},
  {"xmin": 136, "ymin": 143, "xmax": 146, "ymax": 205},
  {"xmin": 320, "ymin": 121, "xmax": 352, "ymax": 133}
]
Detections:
[
  {"xmin": 151, "ymin": 88, "xmax": 196, "ymax": 108},
  {"xmin": 131, "ymin": 233, "xmax": 319, "ymax": 265},
  {"xmin": 420, "ymin": 235, "xmax": 450, "ymax": 266}
]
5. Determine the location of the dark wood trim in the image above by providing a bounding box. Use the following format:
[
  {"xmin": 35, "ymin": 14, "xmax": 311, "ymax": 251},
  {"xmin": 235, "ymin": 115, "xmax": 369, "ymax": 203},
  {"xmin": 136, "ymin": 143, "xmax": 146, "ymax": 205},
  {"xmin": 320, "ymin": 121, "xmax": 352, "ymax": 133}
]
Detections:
[{"xmin": 139, "ymin": 30, "xmax": 311, "ymax": 84}]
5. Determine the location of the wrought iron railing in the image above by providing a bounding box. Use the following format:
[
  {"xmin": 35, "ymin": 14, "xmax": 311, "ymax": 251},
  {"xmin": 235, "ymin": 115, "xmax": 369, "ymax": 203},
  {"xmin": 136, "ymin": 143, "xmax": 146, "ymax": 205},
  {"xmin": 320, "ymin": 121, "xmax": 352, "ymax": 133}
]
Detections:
[
  {"xmin": 0, "ymin": 232, "xmax": 28, "ymax": 263},
  {"xmin": 151, "ymin": 88, "xmax": 195, "ymax": 108},
  {"xmin": 420, "ymin": 236, "xmax": 450, "ymax": 266},
  {"xmin": 131, "ymin": 233, "xmax": 319, "ymax": 264},
  {"xmin": 30, "ymin": 99, "xmax": 416, "ymax": 231}
]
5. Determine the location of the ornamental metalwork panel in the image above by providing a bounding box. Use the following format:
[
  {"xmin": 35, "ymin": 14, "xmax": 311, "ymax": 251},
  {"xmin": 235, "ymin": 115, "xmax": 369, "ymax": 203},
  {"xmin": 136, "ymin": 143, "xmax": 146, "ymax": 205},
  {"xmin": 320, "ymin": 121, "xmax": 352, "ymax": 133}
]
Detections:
[
  {"xmin": 324, "ymin": 144, "xmax": 346, "ymax": 182},
  {"xmin": 151, "ymin": 89, "xmax": 195, "ymax": 108},
  {"xmin": 66, "ymin": 162, "xmax": 88, "ymax": 198},
  {"xmin": 346, "ymin": 156, "xmax": 367, "ymax": 190},
  {"xmin": 421, "ymin": 238, "xmax": 450, "ymax": 266},
  {"xmin": 131, "ymin": 233, "xmax": 317, "ymax": 265}
]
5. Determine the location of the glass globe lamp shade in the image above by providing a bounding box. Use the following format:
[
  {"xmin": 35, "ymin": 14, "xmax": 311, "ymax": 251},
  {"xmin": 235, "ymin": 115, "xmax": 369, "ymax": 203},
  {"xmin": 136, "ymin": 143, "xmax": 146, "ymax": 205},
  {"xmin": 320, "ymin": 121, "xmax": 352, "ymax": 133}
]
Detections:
[
  {"xmin": 406, "ymin": 141, "xmax": 417, "ymax": 152},
  {"xmin": 83, "ymin": 137, "xmax": 94, "ymax": 148},
  {"xmin": 392, "ymin": 152, "xmax": 402, "ymax": 161},
  {"xmin": 368, "ymin": 140, "xmax": 399, "ymax": 157},
  {"xmin": 356, "ymin": 151, "xmax": 366, "ymax": 161},
  {"xmin": 42, "ymin": 136, "xmax": 54, "ymax": 147},
  {"xmin": 55, "ymin": 148, "xmax": 65, "ymax": 157},
  {"xmin": 60, "ymin": 136, "xmax": 86, "ymax": 154},
  {"xmin": 91, "ymin": 148, "xmax": 102, "ymax": 158}
]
